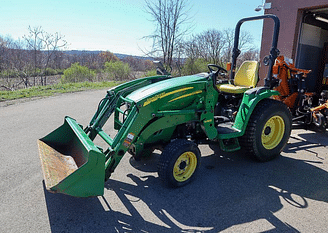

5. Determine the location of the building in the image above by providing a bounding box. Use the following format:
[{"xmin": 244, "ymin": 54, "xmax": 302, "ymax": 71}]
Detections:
[{"xmin": 259, "ymin": 0, "xmax": 328, "ymax": 92}]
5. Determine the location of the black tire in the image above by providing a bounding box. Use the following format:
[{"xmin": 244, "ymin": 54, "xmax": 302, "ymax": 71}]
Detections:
[
  {"xmin": 240, "ymin": 99, "xmax": 292, "ymax": 162},
  {"xmin": 158, "ymin": 139, "xmax": 201, "ymax": 187}
]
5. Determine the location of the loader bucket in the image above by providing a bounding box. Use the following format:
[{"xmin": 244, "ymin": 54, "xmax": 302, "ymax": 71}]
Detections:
[{"xmin": 38, "ymin": 116, "xmax": 105, "ymax": 197}]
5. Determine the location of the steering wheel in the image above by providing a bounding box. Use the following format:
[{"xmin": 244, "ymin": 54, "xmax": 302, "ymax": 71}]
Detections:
[
  {"xmin": 208, "ymin": 64, "xmax": 227, "ymax": 76},
  {"xmin": 208, "ymin": 64, "xmax": 228, "ymax": 87}
]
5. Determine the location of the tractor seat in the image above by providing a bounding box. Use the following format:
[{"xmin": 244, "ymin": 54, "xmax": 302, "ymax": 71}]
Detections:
[{"xmin": 217, "ymin": 61, "xmax": 259, "ymax": 94}]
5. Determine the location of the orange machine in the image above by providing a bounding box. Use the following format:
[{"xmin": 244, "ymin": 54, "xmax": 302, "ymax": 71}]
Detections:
[{"xmin": 272, "ymin": 55, "xmax": 328, "ymax": 130}]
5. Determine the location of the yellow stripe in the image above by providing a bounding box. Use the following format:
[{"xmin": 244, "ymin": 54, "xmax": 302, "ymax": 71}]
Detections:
[
  {"xmin": 169, "ymin": 90, "xmax": 203, "ymax": 102},
  {"xmin": 143, "ymin": 87, "xmax": 194, "ymax": 106},
  {"xmin": 162, "ymin": 87, "xmax": 194, "ymax": 98}
]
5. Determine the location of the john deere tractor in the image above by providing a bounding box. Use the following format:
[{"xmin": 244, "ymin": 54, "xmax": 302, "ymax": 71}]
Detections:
[{"xmin": 38, "ymin": 15, "xmax": 292, "ymax": 197}]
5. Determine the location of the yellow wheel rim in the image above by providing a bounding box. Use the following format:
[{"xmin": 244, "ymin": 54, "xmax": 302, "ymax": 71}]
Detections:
[
  {"xmin": 261, "ymin": 115, "xmax": 285, "ymax": 149},
  {"xmin": 173, "ymin": 151, "xmax": 197, "ymax": 182}
]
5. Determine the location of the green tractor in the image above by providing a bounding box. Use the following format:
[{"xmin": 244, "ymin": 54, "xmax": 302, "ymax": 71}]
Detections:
[{"xmin": 38, "ymin": 15, "xmax": 292, "ymax": 197}]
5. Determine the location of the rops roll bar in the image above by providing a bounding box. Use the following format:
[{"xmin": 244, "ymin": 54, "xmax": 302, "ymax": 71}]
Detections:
[{"xmin": 230, "ymin": 14, "xmax": 280, "ymax": 88}]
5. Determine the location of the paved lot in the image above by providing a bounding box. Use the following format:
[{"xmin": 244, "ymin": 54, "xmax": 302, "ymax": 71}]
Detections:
[{"xmin": 1, "ymin": 89, "xmax": 328, "ymax": 232}]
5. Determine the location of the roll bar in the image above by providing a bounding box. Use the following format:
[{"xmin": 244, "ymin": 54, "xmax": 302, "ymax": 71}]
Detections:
[{"xmin": 230, "ymin": 14, "xmax": 280, "ymax": 88}]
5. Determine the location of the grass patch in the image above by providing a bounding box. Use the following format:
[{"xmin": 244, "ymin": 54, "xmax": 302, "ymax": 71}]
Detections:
[{"xmin": 0, "ymin": 81, "xmax": 121, "ymax": 102}]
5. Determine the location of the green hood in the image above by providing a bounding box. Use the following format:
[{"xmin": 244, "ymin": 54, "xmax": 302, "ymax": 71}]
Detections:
[{"xmin": 126, "ymin": 73, "xmax": 208, "ymax": 110}]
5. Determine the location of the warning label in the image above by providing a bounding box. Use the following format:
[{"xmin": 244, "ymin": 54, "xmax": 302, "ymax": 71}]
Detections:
[{"xmin": 123, "ymin": 133, "xmax": 135, "ymax": 148}]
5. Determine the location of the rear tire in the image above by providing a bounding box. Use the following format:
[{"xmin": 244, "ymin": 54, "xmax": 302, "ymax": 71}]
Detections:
[
  {"xmin": 241, "ymin": 99, "xmax": 292, "ymax": 162},
  {"xmin": 158, "ymin": 139, "xmax": 201, "ymax": 187}
]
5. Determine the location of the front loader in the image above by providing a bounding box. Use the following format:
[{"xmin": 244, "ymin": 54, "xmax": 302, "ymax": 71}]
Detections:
[{"xmin": 38, "ymin": 15, "xmax": 292, "ymax": 197}]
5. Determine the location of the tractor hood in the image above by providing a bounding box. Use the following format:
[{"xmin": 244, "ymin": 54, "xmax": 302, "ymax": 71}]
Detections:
[{"xmin": 126, "ymin": 73, "xmax": 209, "ymax": 110}]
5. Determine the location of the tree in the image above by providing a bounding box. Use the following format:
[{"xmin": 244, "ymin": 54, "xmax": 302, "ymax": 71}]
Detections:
[
  {"xmin": 61, "ymin": 62, "xmax": 95, "ymax": 83},
  {"xmin": 181, "ymin": 29, "xmax": 226, "ymax": 74},
  {"xmin": 0, "ymin": 37, "xmax": 33, "ymax": 89},
  {"xmin": 0, "ymin": 36, "xmax": 7, "ymax": 71},
  {"xmin": 51, "ymin": 51, "xmax": 66, "ymax": 70},
  {"xmin": 99, "ymin": 51, "xmax": 119, "ymax": 63},
  {"xmin": 145, "ymin": 0, "xmax": 191, "ymax": 68},
  {"xmin": 239, "ymin": 49, "xmax": 260, "ymax": 62},
  {"xmin": 182, "ymin": 28, "xmax": 255, "ymax": 72},
  {"xmin": 190, "ymin": 29, "xmax": 226, "ymax": 66},
  {"xmin": 181, "ymin": 57, "xmax": 208, "ymax": 75},
  {"xmin": 222, "ymin": 28, "xmax": 253, "ymax": 64},
  {"xmin": 103, "ymin": 61, "xmax": 132, "ymax": 81},
  {"xmin": 122, "ymin": 56, "xmax": 154, "ymax": 71},
  {"xmin": 24, "ymin": 26, "xmax": 67, "ymax": 86}
]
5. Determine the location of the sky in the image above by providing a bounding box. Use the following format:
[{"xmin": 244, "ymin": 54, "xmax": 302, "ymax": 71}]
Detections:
[{"xmin": 0, "ymin": 0, "xmax": 266, "ymax": 56}]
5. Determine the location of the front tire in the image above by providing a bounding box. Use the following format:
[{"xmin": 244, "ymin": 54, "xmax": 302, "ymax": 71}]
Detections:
[
  {"xmin": 158, "ymin": 139, "xmax": 201, "ymax": 187},
  {"xmin": 241, "ymin": 99, "xmax": 292, "ymax": 162}
]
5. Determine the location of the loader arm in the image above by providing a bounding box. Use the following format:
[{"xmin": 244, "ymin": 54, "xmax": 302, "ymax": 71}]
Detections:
[{"xmin": 85, "ymin": 75, "xmax": 170, "ymax": 140}]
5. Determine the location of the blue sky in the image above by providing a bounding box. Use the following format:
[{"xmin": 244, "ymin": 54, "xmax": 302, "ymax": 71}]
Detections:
[{"xmin": 1, "ymin": 0, "xmax": 266, "ymax": 56}]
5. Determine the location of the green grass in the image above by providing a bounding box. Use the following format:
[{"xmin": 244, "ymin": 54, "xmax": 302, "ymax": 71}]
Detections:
[{"xmin": 0, "ymin": 81, "xmax": 121, "ymax": 102}]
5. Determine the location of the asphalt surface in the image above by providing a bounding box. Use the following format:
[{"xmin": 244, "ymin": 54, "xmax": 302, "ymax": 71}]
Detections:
[{"xmin": 1, "ymin": 89, "xmax": 328, "ymax": 233}]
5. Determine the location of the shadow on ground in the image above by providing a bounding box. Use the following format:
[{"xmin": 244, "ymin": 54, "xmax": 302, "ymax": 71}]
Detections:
[{"xmin": 44, "ymin": 132, "xmax": 328, "ymax": 232}]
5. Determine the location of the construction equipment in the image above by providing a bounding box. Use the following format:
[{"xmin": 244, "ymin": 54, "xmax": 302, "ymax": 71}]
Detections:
[
  {"xmin": 38, "ymin": 14, "xmax": 292, "ymax": 197},
  {"xmin": 271, "ymin": 55, "xmax": 328, "ymax": 131}
]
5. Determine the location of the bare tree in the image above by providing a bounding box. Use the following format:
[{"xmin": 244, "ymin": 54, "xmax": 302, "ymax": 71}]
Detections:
[
  {"xmin": 51, "ymin": 51, "xmax": 66, "ymax": 70},
  {"xmin": 145, "ymin": 0, "xmax": 192, "ymax": 68},
  {"xmin": 10, "ymin": 40, "xmax": 33, "ymax": 88},
  {"xmin": 239, "ymin": 49, "xmax": 260, "ymax": 62},
  {"xmin": 0, "ymin": 36, "xmax": 14, "ymax": 89},
  {"xmin": 41, "ymin": 31, "xmax": 67, "ymax": 84},
  {"xmin": 0, "ymin": 37, "xmax": 33, "ymax": 89},
  {"xmin": 181, "ymin": 38, "xmax": 198, "ymax": 62},
  {"xmin": 0, "ymin": 36, "xmax": 7, "ymax": 71},
  {"xmin": 24, "ymin": 26, "xmax": 67, "ymax": 85},
  {"xmin": 222, "ymin": 28, "xmax": 253, "ymax": 63},
  {"xmin": 122, "ymin": 56, "xmax": 153, "ymax": 71},
  {"xmin": 182, "ymin": 28, "xmax": 253, "ymax": 65},
  {"xmin": 191, "ymin": 29, "xmax": 226, "ymax": 65},
  {"xmin": 23, "ymin": 26, "xmax": 42, "ymax": 85}
]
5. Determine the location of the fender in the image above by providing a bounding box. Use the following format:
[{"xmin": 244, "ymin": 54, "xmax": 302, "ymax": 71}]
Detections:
[
  {"xmin": 234, "ymin": 87, "xmax": 280, "ymax": 133},
  {"xmin": 217, "ymin": 87, "xmax": 280, "ymax": 140}
]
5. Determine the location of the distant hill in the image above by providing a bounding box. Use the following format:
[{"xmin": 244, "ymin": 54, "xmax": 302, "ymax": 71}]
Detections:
[
  {"xmin": 63, "ymin": 50, "xmax": 154, "ymax": 61},
  {"xmin": 64, "ymin": 50, "xmax": 102, "ymax": 55}
]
